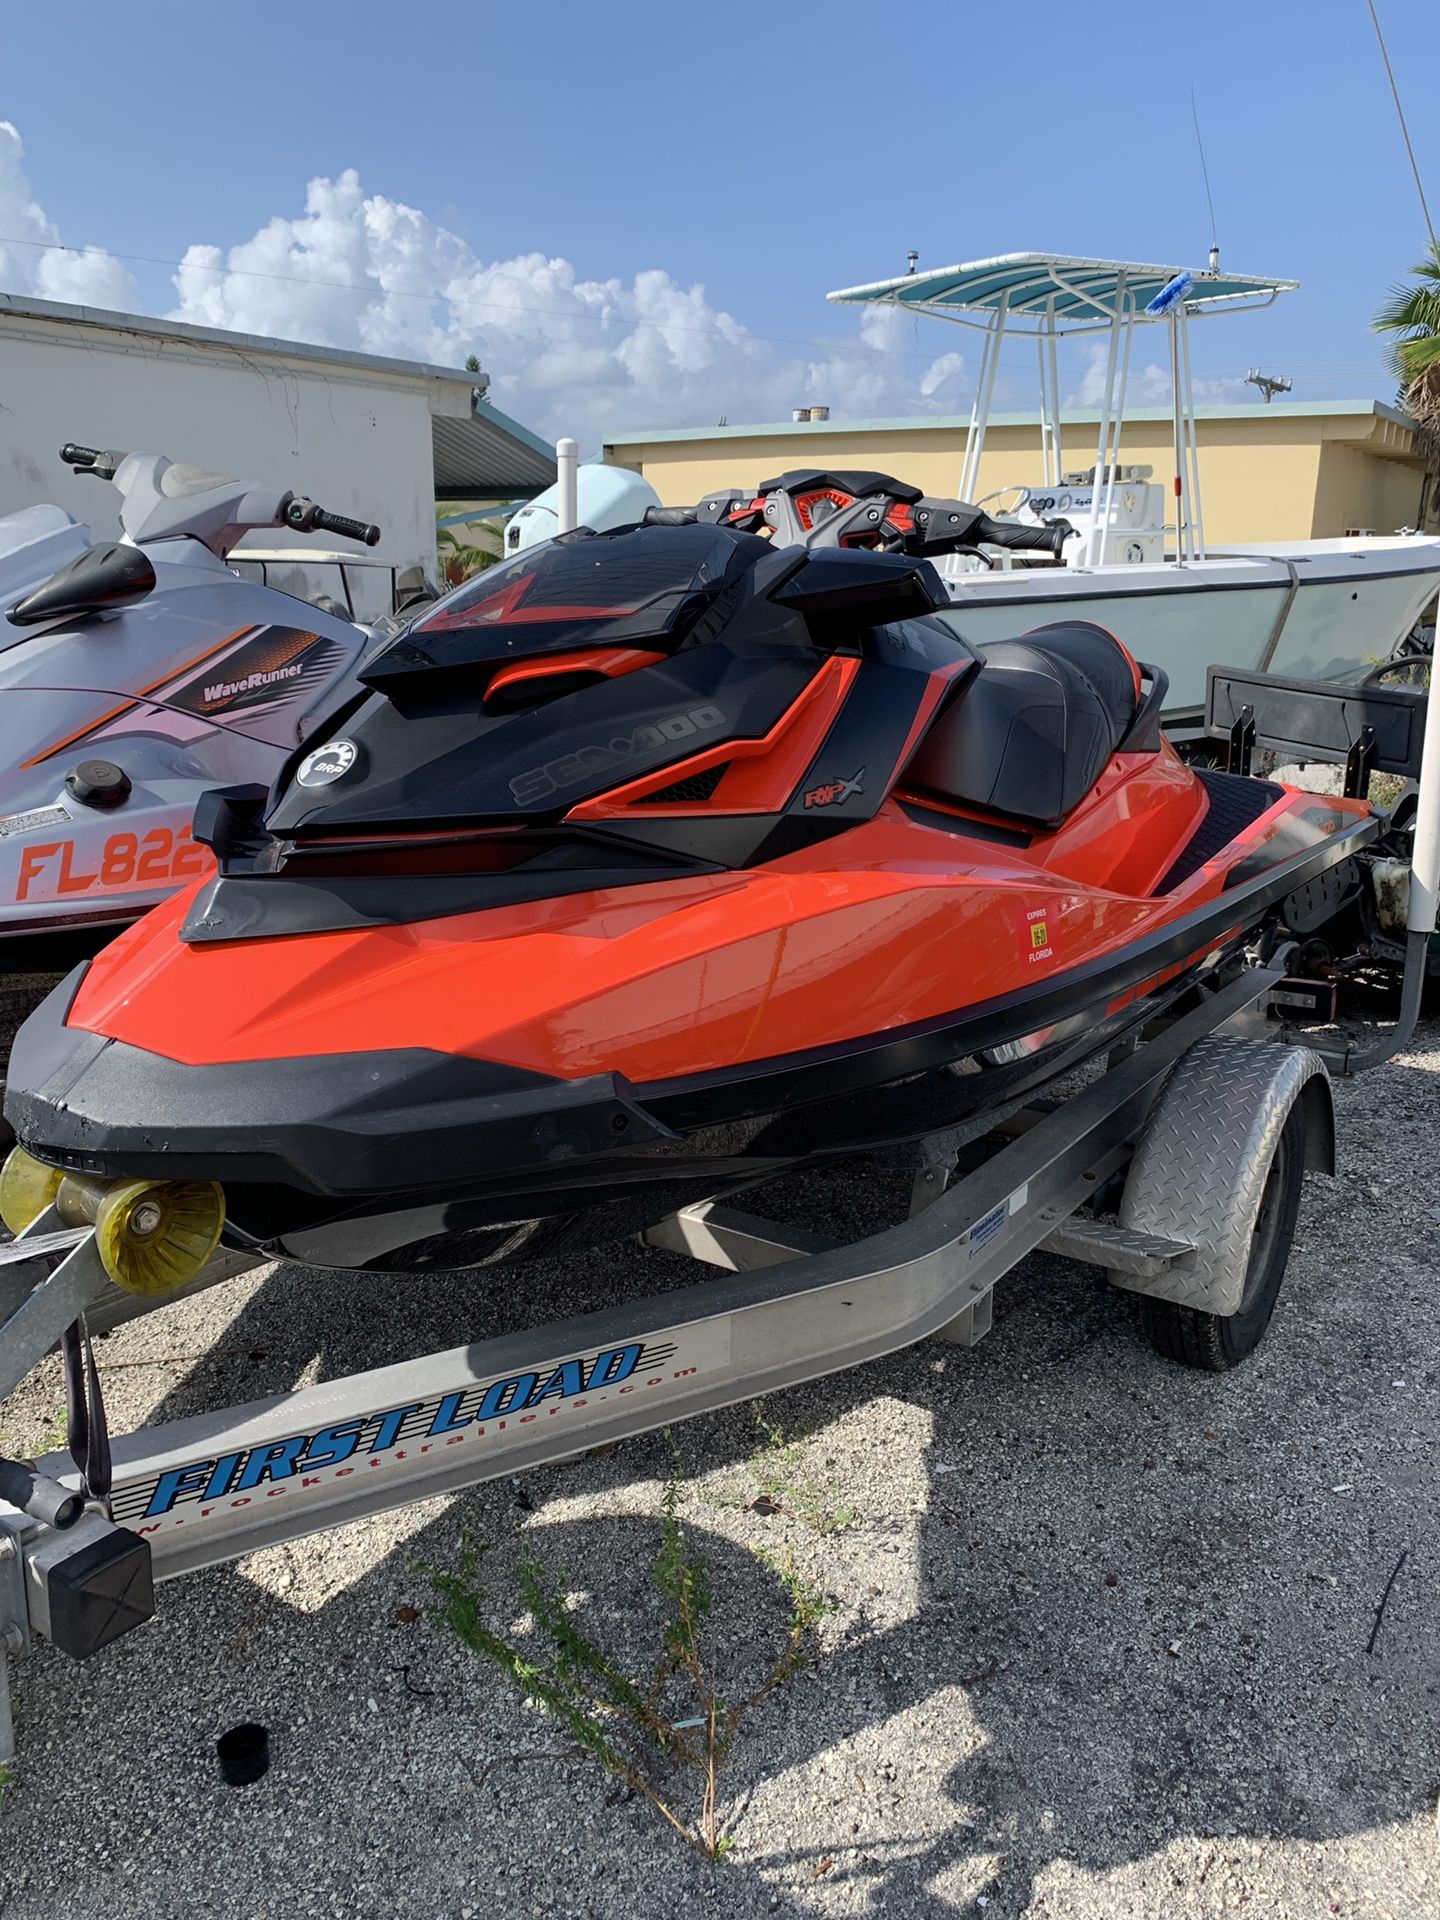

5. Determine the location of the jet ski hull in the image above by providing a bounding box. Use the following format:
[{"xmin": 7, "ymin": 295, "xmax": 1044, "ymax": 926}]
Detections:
[{"xmin": 6, "ymin": 787, "xmax": 1375, "ymax": 1270}]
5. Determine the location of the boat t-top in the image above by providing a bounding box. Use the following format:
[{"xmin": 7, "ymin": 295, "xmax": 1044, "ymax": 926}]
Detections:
[{"xmin": 827, "ymin": 252, "xmax": 1440, "ymax": 723}]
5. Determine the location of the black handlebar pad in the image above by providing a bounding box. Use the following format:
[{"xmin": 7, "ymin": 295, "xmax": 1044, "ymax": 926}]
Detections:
[
  {"xmin": 973, "ymin": 512, "xmax": 1074, "ymax": 557},
  {"xmin": 642, "ymin": 506, "xmax": 699, "ymax": 526},
  {"xmin": 313, "ymin": 507, "xmax": 382, "ymax": 547}
]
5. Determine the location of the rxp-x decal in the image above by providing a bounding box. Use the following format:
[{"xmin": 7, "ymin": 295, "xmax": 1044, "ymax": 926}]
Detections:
[{"xmin": 803, "ymin": 768, "xmax": 865, "ymax": 810}]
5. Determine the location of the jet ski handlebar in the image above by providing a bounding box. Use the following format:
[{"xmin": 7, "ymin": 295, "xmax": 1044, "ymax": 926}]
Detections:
[
  {"xmin": 971, "ymin": 510, "xmax": 1073, "ymax": 558},
  {"xmin": 283, "ymin": 497, "xmax": 383, "ymax": 547},
  {"xmin": 909, "ymin": 498, "xmax": 1075, "ymax": 560},
  {"xmin": 58, "ymin": 444, "xmax": 382, "ymax": 549},
  {"xmin": 646, "ymin": 478, "xmax": 1073, "ymax": 561},
  {"xmin": 61, "ymin": 442, "xmax": 125, "ymax": 480}
]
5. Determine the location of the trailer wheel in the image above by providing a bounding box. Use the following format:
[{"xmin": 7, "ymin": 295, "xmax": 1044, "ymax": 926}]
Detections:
[
  {"xmin": 1108, "ymin": 1036, "xmax": 1332, "ymax": 1372},
  {"xmin": 1137, "ymin": 1106, "xmax": 1306, "ymax": 1369}
]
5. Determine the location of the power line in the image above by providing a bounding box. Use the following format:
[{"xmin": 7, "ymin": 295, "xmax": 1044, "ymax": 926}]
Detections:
[{"xmin": 1366, "ymin": 0, "xmax": 1437, "ymax": 252}]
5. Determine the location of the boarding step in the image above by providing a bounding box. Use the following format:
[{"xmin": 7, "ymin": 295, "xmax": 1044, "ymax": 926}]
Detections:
[{"xmin": 1038, "ymin": 1215, "xmax": 1194, "ymax": 1280}]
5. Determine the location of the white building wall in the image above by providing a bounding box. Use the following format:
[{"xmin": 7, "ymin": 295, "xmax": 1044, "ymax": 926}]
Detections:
[{"xmin": 0, "ymin": 303, "xmax": 464, "ymax": 617}]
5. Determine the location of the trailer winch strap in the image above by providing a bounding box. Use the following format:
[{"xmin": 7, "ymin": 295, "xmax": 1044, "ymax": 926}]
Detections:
[{"xmin": 62, "ymin": 1318, "xmax": 112, "ymax": 1511}]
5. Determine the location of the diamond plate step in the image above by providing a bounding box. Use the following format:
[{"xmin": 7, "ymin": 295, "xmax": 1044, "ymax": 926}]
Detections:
[{"xmin": 1040, "ymin": 1215, "xmax": 1195, "ymax": 1280}]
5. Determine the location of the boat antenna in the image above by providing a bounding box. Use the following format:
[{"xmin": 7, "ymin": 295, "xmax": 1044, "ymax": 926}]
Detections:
[
  {"xmin": 1366, "ymin": 0, "xmax": 1436, "ymax": 251},
  {"xmin": 1190, "ymin": 87, "xmax": 1219, "ymax": 265}
]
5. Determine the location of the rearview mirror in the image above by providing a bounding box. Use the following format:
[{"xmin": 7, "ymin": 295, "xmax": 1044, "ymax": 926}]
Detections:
[{"xmin": 8, "ymin": 542, "xmax": 157, "ymax": 627}]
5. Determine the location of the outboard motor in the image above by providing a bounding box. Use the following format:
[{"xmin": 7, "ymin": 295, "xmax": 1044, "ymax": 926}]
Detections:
[{"xmin": 505, "ymin": 464, "xmax": 663, "ymax": 554}]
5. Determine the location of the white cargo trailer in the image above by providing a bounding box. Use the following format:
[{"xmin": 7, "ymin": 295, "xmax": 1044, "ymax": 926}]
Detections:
[{"xmin": 0, "ymin": 293, "xmax": 554, "ymax": 619}]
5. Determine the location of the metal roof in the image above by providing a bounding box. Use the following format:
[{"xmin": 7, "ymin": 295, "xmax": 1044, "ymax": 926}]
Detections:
[
  {"xmin": 606, "ymin": 399, "xmax": 1412, "ymax": 446},
  {"xmin": 827, "ymin": 253, "xmax": 1297, "ymax": 326},
  {"xmin": 0, "ymin": 290, "xmax": 489, "ymax": 388},
  {"xmin": 433, "ymin": 398, "xmax": 556, "ymax": 497}
]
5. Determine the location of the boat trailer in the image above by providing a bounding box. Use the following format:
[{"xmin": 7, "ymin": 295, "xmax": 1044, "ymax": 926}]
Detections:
[{"xmin": 2, "ymin": 664, "xmax": 1438, "ymax": 1764}]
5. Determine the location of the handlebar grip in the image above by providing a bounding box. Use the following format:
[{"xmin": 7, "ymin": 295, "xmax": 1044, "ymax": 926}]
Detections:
[
  {"xmin": 60, "ymin": 443, "xmax": 124, "ymax": 480},
  {"xmin": 284, "ymin": 498, "xmax": 382, "ymax": 545},
  {"xmin": 973, "ymin": 513, "xmax": 1074, "ymax": 558},
  {"xmin": 313, "ymin": 507, "xmax": 381, "ymax": 547}
]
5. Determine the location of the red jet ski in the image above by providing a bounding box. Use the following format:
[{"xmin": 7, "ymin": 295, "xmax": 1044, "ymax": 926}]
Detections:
[{"xmin": 2, "ymin": 470, "xmax": 1375, "ymax": 1285}]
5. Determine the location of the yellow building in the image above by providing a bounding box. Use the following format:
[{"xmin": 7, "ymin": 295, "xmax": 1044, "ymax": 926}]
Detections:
[{"xmin": 604, "ymin": 400, "xmax": 1433, "ymax": 545}]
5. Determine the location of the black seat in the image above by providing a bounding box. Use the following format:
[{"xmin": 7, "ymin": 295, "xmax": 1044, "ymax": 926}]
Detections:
[{"xmin": 904, "ymin": 621, "xmax": 1141, "ymax": 830}]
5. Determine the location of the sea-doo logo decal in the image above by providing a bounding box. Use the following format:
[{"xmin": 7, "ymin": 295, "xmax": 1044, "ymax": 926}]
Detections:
[
  {"xmin": 17, "ymin": 826, "xmax": 209, "ymax": 902},
  {"xmin": 803, "ymin": 769, "xmax": 865, "ymax": 810},
  {"xmin": 297, "ymin": 739, "xmax": 359, "ymax": 787},
  {"xmin": 109, "ymin": 1328, "xmax": 727, "ymax": 1531},
  {"xmin": 509, "ymin": 705, "xmax": 726, "ymax": 807}
]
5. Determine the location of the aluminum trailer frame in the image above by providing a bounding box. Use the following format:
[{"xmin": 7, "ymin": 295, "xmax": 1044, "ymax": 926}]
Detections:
[{"xmin": 0, "ymin": 963, "xmax": 1309, "ymax": 1760}]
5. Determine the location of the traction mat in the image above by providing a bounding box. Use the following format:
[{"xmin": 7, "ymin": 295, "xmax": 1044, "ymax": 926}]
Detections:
[{"xmin": 1155, "ymin": 769, "xmax": 1284, "ymax": 894}]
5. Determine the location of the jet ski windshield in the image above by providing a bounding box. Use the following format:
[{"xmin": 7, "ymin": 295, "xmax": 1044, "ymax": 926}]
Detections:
[{"xmin": 363, "ymin": 522, "xmax": 770, "ymax": 688}]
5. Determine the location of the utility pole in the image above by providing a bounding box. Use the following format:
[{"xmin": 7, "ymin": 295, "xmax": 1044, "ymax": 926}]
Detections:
[{"xmin": 1245, "ymin": 368, "xmax": 1293, "ymax": 404}]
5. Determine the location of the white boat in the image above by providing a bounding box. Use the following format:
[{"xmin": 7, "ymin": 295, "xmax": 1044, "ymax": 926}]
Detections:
[{"xmin": 827, "ymin": 254, "xmax": 1440, "ymax": 722}]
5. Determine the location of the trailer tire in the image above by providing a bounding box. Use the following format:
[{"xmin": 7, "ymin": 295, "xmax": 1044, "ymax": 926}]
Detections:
[
  {"xmin": 1109, "ymin": 1036, "xmax": 1331, "ymax": 1372},
  {"xmin": 1136, "ymin": 1104, "xmax": 1306, "ymax": 1369}
]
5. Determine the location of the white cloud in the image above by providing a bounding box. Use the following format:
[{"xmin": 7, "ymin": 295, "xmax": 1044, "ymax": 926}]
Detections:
[
  {"xmin": 0, "ymin": 121, "xmax": 134, "ymax": 309},
  {"xmin": 1069, "ymin": 340, "xmax": 1249, "ymax": 409},
  {"xmin": 164, "ymin": 164, "xmax": 967, "ymax": 442},
  {"xmin": 0, "ymin": 131, "xmax": 968, "ymax": 442},
  {"xmin": 919, "ymin": 349, "xmax": 967, "ymax": 401}
]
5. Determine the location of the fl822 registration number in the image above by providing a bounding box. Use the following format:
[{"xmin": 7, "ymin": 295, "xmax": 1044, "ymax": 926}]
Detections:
[{"xmin": 16, "ymin": 826, "xmax": 210, "ymax": 902}]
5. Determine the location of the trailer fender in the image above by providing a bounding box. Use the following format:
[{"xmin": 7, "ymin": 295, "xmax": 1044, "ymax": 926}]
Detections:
[{"xmin": 1109, "ymin": 1035, "xmax": 1331, "ymax": 1315}]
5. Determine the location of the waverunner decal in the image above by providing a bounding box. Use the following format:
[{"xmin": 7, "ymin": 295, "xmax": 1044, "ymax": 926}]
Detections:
[
  {"xmin": 16, "ymin": 626, "xmax": 259, "ymax": 767},
  {"xmin": 17, "ymin": 628, "xmax": 349, "ymax": 773},
  {"xmin": 111, "ymin": 1328, "xmax": 727, "ymax": 1532},
  {"xmin": 163, "ymin": 625, "xmax": 348, "ymax": 720}
]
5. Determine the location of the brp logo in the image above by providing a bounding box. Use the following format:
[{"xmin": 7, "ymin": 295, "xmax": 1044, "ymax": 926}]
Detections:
[{"xmin": 297, "ymin": 739, "xmax": 358, "ymax": 787}]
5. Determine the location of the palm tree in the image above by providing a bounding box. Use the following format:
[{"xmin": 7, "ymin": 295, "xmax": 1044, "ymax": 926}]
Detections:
[
  {"xmin": 436, "ymin": 524, "xmax": 501, "ymax": 587},
  {"xmin": 1374, "ymin": 241, "xmax": 1440, "ymax": 431}
]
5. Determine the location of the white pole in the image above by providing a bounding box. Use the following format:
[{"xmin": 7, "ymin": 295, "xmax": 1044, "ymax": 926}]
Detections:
[
  {"xmin": 1406, "ymin": 656, "xmax": 1440, "ymax": 941},
  {"xmin": 1170, "ymin": 311, "xmax": 1187, "ymax": 563},
  {"xmin": 1095, "ymin": 290, "xmax": 1133, "ymax": 567},
  {"xmin": 960, "ymin": 295, "xmax": 1007, "ymax": 501},
  {"xmin": 556, "ymin": 438, "xmax": 578, "ymax": 534},
  {"xmin": 1179, "ymin": 309, "xmax": 1206, "ymax": 559},
  {"xmin": 1045, "ymin": 309, "xmax": 1062, "ymax": 487}
]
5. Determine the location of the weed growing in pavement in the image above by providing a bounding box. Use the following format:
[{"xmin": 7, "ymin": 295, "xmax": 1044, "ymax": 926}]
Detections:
[
  {"xmin": 701, "ymin": 1402, "xmax": 858, "ymax": 1534},
  {"xmin": 0, "ymin": 1404, "xmax": 66, "ymax": 1461},
  {"xmin": 0, "ymin": 1761, "xmax": 11, "ymax": 1810},
  {"xmin": 430, "ymin": 1444, "xmax": 833, "ymax": 1861}
]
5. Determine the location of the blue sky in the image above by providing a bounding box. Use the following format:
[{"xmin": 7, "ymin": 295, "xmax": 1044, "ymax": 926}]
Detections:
[{"xmin": 1, "ymin": 0, "xmax": 1434, "ymax": 440}]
